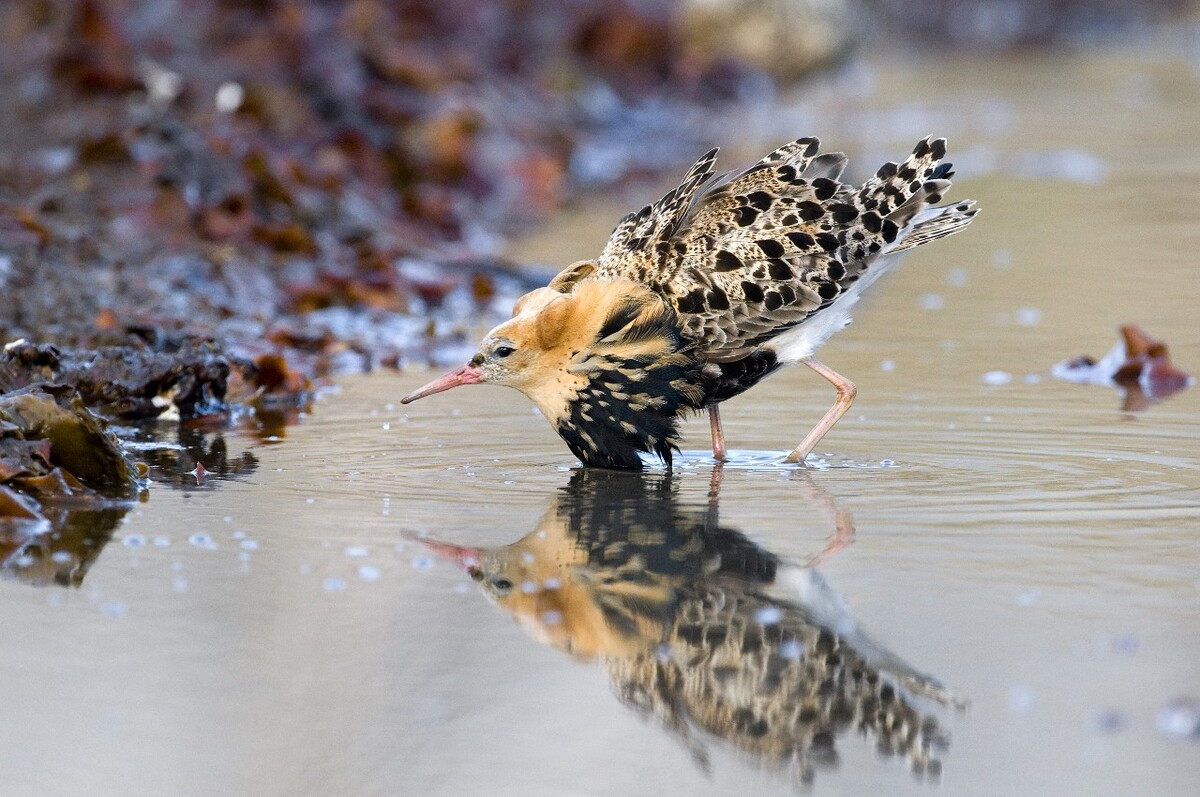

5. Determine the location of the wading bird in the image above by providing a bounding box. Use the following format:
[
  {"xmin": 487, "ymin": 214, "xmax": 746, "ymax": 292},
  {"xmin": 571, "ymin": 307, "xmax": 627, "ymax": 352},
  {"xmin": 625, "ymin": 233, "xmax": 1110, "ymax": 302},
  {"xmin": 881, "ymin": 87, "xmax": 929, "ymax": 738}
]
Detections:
[{"xmin": 402, "ymin": 137, "xmax": 977, "ymax": 469}]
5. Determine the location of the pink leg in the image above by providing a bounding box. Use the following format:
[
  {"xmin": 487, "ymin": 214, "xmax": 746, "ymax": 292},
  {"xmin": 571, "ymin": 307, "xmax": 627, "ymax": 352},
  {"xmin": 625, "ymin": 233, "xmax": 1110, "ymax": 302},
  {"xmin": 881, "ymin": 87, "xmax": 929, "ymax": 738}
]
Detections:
[
  {"xmin": 708, "ymin": 405, "xmax": 728, "ymax": 461},
  {"xmin": 797, "ymin": 474, "xmax": 856, "ymax": 566},
  {"xmin": 784, "ymin": 357, "xmax": 857, "ymax": 464}
]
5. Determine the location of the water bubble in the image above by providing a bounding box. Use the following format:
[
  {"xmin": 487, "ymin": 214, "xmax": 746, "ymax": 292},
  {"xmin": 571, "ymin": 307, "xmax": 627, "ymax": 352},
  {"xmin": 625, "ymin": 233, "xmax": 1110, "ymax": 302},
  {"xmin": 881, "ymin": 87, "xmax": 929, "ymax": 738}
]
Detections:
[
  {"xmin": 51, "ymin": 551, "xmax": 73, "ymax": 564},
  {"xmin": 1110, "ymin": 634, "xmax": 1140, "ymax": 655},
  {"xmin": 122, "ymin": 535, "xmax": 146, "ymax": 548},
  {"xmin": 1023, "ymin": 373, "xmax": 1043, "ymax": 384},
  {"xmin": 946, "ymin": 267, "xmax": 970, "ymax": 287},
  {"xmin": 540, "ymin": 610, "xmax": 563, "ymax": 626},
  {"xmin": 520, "ymin": 580, "xmax": 539, "ymax": 594},
  {"xmin": 919, "ymin": 293, "xmax": 945, "ymax": 311},
  {"xmin": 880, "ymin": 359, "xmax": 896, "ymax": 373},
  {"xmin": 344, "ymin": 545, "xmax": 370, "ymax": 558},
  {"xmin": 382, "ymin": 423, "xmax": 391, "ymax": 431},
  {"xmin": 240, "ymin": 539, "xmax": 259, "ymax": 551},
  {"xmin": 982, "ymin": 370, "xmax": 1012, "ymax": 386},
  {"xmin": 357, "ymin": 565, "xmax": 381, "ymax": 582},
  {"xmin": 298, "ymin": 563, "xmax": 312, "ymax": 575},
  {"xmin": 323, "ymin": 577, "xmax": 348, "ymax": 593},
  {"xmin": 410, "ymin": 556, "xmax": 434, "ymax": 570},
  {"xmin": 232, "ymin": 530, "xmax": 246, "ymax": 540},
  {"xmin": 1156, "ymin": 699, "xmax": 1200, "ymax": 739},
  {"xmin": 521, "ymin": 552, "xmax": 536, "ymax": 564},
  {"xmin": 880, "ymin": 459, "xmax": 895, "ymax": 467},
  {"xmin": 543, "ymin": 577, "xmax": 562, "ymax": 590},
  {"xmin": 754, "ymin": 606, "xmax": 784, "ymax": 625},
  {"xmin": 1015, "ymin": 588, "xmax": 1041, "ymax": 606},
  {"xmin": 305, "ymin": 497, "xmax": 316, "ymax": 505},
  {"xmin": 779, "ymin": 639, "xmax": 805, "ymax": 660},
  {"xmin": 102, "ymin": 601, "xmax": 127, "ymax": 617},
  {"xmin": 1008, "ymin": 684, "xmax": 1036, "ymax": 713},
  {"xmin": 153, "ymin": 536, "xmax": 171, "ymax": 547},
  {"xmin": 1015, "ymin": 307, "xmax": 1042, "ymax": 326},
  {"xmin": 1092, "ymin": 708, "xmax": 1127, "ymax": 734},
  {"xmin": 238, "ymin": 551, "xmax": 252, "ymax": 563},
  {"xmin": 991, "ymin": 249, "xmax": 1013, "ymax": 269},
  {"xmin": 454, "ymin": 581, "xmax": 471, "ymax": 594},
  {"xmin": 188, "ymin": 533, "xmax": 217, "ymax": 550}
]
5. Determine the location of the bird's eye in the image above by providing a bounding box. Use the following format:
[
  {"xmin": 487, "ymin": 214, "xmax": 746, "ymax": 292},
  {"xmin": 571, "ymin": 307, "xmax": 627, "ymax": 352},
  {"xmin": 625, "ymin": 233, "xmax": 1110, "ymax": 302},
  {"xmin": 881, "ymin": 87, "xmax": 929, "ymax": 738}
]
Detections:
[
  {"xmin": 494, "ymin": 346, "xmax": 515, "ymax": 359},
  {"xmin": 492, "ymin": 578, "xmax": 513, "ymax": 593}
]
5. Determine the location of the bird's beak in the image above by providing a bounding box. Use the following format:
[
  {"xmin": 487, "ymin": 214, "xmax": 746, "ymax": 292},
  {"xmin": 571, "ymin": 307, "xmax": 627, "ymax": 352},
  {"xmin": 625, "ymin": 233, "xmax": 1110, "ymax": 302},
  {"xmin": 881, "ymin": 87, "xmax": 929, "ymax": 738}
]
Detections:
[
  {"xmin": 419, "ymin": 538, "xmax": 484, "ymax": 573},
  {"xmin": 400, "ymin": 363, "xmax": 483, "ymax": 404}
]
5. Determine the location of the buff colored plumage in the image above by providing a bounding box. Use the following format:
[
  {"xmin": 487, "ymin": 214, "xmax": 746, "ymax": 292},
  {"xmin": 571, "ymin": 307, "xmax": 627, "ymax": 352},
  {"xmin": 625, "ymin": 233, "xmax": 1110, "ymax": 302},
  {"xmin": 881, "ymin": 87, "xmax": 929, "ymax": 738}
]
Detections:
[
  {"xmin": 418, "ymin": 471, "xmax": 960, "ymax": 782},
  {"xmin": 402, "ymin": 137, "xmax": 977, "ymax": 469}
]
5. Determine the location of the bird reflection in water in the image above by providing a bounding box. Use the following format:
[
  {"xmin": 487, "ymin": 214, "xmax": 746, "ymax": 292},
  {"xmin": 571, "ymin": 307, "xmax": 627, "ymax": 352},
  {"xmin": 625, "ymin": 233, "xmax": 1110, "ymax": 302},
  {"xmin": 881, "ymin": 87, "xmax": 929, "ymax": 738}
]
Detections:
[{"xmin": 419, "ymin": 468, "xmax": 963, "ymax": 785}]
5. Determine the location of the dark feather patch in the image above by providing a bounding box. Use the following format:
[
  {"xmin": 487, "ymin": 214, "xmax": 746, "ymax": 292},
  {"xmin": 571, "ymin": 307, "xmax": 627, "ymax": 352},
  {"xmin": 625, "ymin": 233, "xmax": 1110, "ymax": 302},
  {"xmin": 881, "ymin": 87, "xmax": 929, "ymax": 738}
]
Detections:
[
  {"xmin": 786, "ymin": 231, "xmax": 815, "ymax": 249},
  {"xmin": 733, "ymin": 207, "xmax": 759, "ymax": 227},
  {"xmin": 755, "ymin": 239, "xmax": 785, "ymax": 258},
  {"xmin": 714, "ymin": 250, "xmax": 743, "ymax": 272},
  {"xmin": 708, "ymin": 350, "xmax": 780, "ymax": 402},
  {"xmin": 556, "ymin": 306, "xmax": 712, "ymax": 470},
  {"xmin": 796, "ymin": 201, "xmax": 825, "ymax": 221},
  {"xmin": 812, "ymin": 178, "xmax": 838, "ymax": 200},
  {"xmin": 595, "ymin": 298, "xmax": 645, "ymax": 341},
  {"xmin": 746, "ymin": 191, "xmax": 773, "ymax": 211},
  {"xmin": 740, "ymin": 281, "xmax": 764, "ymax": 303}
]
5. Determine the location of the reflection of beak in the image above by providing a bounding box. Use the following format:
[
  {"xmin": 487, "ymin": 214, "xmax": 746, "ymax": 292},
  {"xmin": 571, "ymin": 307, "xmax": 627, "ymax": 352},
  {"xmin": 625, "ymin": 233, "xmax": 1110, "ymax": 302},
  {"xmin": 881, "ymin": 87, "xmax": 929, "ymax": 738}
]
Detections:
[
  {"xmin": 419, "ymin": 538, "xmax": 484, "ymax": 573},
  {"xmin": 400, "ymin": 363, "xmax": 483, "ymax": 404}
]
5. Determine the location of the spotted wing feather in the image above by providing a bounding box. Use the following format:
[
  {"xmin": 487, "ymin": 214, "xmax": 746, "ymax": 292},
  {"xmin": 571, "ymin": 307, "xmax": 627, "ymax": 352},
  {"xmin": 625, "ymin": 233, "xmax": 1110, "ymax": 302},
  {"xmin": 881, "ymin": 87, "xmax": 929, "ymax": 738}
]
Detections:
[{"xmin": 591, "ymin": 137, "xmax": 977, "ymax": 361}]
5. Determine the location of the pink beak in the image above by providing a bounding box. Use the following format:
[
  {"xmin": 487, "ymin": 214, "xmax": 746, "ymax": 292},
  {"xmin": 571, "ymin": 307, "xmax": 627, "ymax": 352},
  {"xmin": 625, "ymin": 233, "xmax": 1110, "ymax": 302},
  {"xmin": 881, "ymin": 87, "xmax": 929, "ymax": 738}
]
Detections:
[
  {"xmin": 419, "ymin": 538, "xmax": 484, "ymax": 573},
  {"xmin": 400, "ymin": 363, "xmax": 483, "ymax": 404}
]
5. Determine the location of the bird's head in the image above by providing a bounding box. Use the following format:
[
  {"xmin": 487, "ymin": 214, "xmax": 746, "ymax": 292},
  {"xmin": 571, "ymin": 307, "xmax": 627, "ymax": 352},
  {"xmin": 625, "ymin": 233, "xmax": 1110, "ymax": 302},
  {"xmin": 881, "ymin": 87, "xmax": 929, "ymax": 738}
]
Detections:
[
  {"xmin": 399, "ymin": 284, "xmax": 575, "ymax": 405},
  {"xmin": 401, "ymin": 278, "xmax": 713, "ymax": 469}
]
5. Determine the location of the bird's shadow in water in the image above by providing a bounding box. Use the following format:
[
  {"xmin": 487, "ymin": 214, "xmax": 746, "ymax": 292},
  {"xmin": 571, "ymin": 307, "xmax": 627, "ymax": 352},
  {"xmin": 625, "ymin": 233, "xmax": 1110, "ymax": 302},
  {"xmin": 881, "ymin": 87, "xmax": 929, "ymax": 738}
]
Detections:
[{"xmin": 415, "ymin": 466, "xmax": 964, "ymax": 787}]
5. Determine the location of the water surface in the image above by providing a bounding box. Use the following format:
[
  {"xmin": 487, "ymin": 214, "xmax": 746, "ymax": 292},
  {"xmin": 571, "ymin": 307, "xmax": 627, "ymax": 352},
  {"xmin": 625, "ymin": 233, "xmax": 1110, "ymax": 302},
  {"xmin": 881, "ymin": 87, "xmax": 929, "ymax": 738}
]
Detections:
[{"xmin": 3, "ymin": 45, "xmax": 1200, "ymax": 796}]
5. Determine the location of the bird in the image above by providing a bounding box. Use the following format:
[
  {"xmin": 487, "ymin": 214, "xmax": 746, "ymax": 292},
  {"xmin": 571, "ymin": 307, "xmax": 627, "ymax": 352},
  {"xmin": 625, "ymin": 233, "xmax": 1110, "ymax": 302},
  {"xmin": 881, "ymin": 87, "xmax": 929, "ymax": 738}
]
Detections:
[
  {"xmin": 401, "ymin": 136, "xmax": 977, "ymax": 469},
  {"xmin": 416, "ymin": 469, "xmax": 961, "ymax": 782}
]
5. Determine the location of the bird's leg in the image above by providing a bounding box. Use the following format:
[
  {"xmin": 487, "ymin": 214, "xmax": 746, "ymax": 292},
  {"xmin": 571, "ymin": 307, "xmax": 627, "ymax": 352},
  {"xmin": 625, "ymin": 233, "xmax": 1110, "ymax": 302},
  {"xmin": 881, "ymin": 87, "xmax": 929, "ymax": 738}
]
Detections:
[
  {"xmin": 708, "ymin": 405, "xmax": 728, "ymax": 462},
  {"xmin": 791, "ymin": 471, "xmax": 856, "ymax": 567},
  {"xmin": 784, "ymin": 358, "xmax": 857, "ymax": 464}
]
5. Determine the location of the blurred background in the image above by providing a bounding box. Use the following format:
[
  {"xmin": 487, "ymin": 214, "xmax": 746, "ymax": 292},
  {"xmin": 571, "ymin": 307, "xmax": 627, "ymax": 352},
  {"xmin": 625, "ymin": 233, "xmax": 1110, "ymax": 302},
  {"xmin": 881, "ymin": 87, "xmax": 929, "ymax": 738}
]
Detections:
[{"xmin": 1, "ymin": 0, "xmax": 1197, "ymax": 375}]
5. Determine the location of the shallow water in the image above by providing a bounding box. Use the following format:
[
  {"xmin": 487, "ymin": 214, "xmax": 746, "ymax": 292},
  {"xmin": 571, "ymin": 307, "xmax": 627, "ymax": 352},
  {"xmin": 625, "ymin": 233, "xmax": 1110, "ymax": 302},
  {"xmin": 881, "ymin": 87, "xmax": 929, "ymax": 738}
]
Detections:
[{"xmin": 4, "ymin": 45, "xmax": 1200, "ymax": 796}]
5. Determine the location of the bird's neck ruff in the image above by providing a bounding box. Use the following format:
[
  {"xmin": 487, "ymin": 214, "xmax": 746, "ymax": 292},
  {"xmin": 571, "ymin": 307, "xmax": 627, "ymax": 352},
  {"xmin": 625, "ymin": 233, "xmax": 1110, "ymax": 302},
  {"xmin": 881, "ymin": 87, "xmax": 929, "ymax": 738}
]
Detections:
[{"xmin": 553, "ymin": 293, "xmax": 710, "ymax": 470}]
